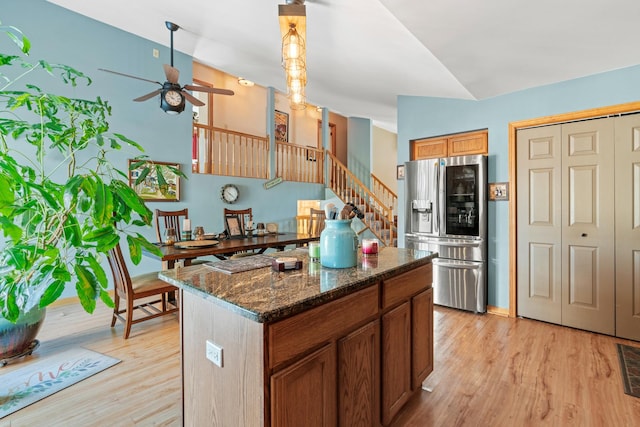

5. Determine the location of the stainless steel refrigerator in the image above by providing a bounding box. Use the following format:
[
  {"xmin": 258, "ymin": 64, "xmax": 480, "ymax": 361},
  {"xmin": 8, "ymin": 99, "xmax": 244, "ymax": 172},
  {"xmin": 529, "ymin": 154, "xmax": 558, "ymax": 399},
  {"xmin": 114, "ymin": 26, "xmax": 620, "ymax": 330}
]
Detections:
[{"xmin": 404, "ymin": 155, "xmax": 488, "ymax": 313}]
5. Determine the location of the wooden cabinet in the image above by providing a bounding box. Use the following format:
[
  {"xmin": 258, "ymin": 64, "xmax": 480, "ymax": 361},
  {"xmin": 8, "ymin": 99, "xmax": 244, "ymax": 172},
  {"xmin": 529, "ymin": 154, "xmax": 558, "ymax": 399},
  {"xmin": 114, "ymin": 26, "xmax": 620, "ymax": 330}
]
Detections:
[
  {"xmin": 380, "ymin": 264, "xmax": 433, "ymax": 425},
  {"xmin": 338, "ymin": 320, "xmax": 380, "ymax": 426},
  {"xmin": 271, "ymin": 343, "xmax": 337, "ymax": 427},
  {"xmin": 180, "ymin": 260, "xmax": 433, "ymax": 427},
  {"xmin": 381, "ymin": 302, "xmax": 412, "ymax": 425},
  {"xmin": 268, "ymin": 286, "xmax": 378, "ymax": 427},
  {"xmin": 411, "ymin": 137, "xmax": 448, "ymax": 160},
  {"xmin": 412, "ymin": 129, "xmax": 487, "ymax": 160},
  {"xmin": 412, "ymin": 288, "xmax": 433, "ymax": 387}
]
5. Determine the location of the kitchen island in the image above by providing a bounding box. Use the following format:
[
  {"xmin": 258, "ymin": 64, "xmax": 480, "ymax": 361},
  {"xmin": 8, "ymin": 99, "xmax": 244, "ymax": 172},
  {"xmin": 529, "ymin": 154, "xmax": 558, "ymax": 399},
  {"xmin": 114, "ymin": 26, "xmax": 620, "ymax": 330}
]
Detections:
[{"xmin": 159, "ymin": 246, "xmax": 436, "ymax": 426}]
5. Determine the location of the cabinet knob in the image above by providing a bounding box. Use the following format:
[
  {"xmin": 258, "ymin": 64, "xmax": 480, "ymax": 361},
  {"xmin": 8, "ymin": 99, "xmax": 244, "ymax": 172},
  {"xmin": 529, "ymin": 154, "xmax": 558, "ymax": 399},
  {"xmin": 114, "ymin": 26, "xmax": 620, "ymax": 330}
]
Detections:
[{"xmin": 581, "ymin": 233, "xmax": 587, "ymax": 237}]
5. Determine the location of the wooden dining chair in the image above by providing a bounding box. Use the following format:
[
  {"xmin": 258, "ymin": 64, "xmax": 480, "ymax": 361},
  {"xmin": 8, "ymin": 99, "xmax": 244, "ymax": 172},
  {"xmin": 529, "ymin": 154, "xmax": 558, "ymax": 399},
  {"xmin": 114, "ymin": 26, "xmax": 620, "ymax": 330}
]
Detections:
[
  {"xmin": 155, "ymin": 208, "xmax": 209, "ymax": 267},
  {"xmin": 223, "ymin": 207, "xmax": 256, "ymax": 258},
  {"xmin": 107, "ymin": 242, "xmax": 179, "ymax": 339},
  {"xmin": 223, "ymin": 207, "xmax": 253, "ymax": 234},
  {"xmin": 155, "ymin": 208, "xmax": 189, "ymax": 243},
  {"xmin": 308, "ymin": 208, "xmax": 326, "ymax": 236}
]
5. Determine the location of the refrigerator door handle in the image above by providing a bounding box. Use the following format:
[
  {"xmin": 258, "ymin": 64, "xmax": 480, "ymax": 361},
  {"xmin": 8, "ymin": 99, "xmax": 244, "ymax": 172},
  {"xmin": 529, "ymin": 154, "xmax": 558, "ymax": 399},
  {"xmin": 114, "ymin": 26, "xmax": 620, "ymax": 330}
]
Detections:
[
  {"xmin": 434, "ymin": 162, "xmax": 440, "ymax": 234},
  {"xmin": 433, "ymin": 240, "xmax": 482, "ymax": 247},
  {"xmin": 433, "ymin": 259, "xmax": 482, "ymax": 270}
]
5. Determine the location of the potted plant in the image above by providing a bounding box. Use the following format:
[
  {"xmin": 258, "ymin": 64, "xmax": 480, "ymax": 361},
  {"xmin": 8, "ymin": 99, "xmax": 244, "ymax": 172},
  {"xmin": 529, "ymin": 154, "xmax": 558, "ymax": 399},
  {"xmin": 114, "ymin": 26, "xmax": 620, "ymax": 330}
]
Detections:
[{"xmin": 0, "ymin": 21, "xmax": 166, "ymax": 360}]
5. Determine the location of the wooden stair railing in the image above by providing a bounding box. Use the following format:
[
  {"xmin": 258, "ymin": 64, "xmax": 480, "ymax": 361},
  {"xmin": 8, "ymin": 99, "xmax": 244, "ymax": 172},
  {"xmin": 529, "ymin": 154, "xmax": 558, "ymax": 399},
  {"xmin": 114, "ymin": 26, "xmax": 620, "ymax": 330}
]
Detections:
[
  {"xmin": 371, "ymin": 172, "xmax": 397, "ymax": 222},
  {"xmin": 326, "ymin": 152, "xmax": 396, "ymax": 246},
  {"xmin": 275, "ymin": 141, "xmax": 324, "ymax": 183}
]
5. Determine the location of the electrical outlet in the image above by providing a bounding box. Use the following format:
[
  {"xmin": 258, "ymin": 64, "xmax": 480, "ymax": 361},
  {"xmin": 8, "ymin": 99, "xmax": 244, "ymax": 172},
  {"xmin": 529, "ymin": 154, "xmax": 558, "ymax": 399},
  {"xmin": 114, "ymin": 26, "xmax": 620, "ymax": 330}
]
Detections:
[
  {"xmin": 206, "ymin": 340, "xmax": 223, "ymax": 367},
  {"xmin": 153, "ymin": 48, "xmax": 159, "ymax": 58}
]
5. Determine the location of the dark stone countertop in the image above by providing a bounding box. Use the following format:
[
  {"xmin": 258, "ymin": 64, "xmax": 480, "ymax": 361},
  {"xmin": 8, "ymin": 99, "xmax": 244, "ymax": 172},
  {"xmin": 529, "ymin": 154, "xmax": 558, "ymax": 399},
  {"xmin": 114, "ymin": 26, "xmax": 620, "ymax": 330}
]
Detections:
[{"xmin": 159, "ymin": 246, "xmax": 437, "ymax": 323}]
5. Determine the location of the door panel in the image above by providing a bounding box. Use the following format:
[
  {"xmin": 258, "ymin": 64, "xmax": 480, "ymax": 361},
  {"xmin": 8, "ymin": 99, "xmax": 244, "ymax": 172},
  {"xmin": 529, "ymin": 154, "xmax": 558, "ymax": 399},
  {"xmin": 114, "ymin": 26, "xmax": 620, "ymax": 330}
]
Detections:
[
  {"xmin": 615, "ymin": 114, "xmax": 640, "ymax": 340},
  {"xmin": 529, "ymin": 243, "xmax": 554, "ymax": 299},
  {"xmin": 568, "ymin": 166, "xmax": 596, "ymax": 225},
  {"xmin": 530, "ymin": 169, "xmax": 554, "ymax": 224},
  {"xmin": 561, "ymin": 118, "xmax": 615, "ymax": 335},
  {"xmin": 517, "ymin": 126, "xmax": 562, "ymax": 323},
  {"xmin": 567, "ymin": 245, "xmax": 597, "ymax": 306}
]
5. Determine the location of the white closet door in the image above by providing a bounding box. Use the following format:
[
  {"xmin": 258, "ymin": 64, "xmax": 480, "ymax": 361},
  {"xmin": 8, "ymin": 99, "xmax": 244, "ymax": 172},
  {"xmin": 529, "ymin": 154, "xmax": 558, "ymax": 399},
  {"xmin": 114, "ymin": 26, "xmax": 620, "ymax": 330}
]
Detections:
[
  {"xmin": 516, "ymin": 125, "xmax": 562, "ymax": 323},
  {"xmin": 614, "ymin": 114, "xmax": 640, "ymax": 341},
  {"xmin": 560, "ymin": 118, "xmax": 615, "ymax": 335}
]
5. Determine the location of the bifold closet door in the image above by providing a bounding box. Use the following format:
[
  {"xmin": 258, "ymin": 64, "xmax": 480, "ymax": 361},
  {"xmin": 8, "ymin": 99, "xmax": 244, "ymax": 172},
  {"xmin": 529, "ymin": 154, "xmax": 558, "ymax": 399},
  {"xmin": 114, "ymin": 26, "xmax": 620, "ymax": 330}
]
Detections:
[
  {"xmin": 614, "ymin": 114, "xmax": 640, "ymax": 341},
  {"xmin": 560, "ymin": 118, "xmax": 615, "ymax": 335},
  {"xmin": 516, "ymin": 125, "xmax": 562, "ymax": 324},
  {"xmin": 517, "ymin": 118, "xmax": 616, "ymax": 335}
]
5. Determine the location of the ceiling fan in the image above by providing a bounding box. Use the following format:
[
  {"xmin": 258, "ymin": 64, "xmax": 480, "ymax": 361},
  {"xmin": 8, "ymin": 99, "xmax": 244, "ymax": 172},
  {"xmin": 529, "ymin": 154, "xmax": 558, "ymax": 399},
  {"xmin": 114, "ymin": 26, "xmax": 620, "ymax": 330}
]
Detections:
[{"xmin": 99, "ymin": 21, "xmax": 234, "ymax": 115}]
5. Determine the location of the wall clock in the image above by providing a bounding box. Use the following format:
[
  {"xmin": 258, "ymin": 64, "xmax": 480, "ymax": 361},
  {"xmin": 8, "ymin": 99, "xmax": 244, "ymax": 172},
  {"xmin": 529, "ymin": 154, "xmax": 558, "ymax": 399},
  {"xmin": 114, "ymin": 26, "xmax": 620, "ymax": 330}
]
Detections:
[{"xmin": 220, "ymin": 184, "xmax": 239, "ymax": 204}]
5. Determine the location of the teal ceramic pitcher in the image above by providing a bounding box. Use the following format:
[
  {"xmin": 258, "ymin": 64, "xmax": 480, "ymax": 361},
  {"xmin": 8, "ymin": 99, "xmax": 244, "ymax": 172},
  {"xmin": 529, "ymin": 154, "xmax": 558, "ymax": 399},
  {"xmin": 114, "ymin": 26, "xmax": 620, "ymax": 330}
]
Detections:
[{"xmin": 320, "ymin": 219, "xmax": 358, "ymax": 268}]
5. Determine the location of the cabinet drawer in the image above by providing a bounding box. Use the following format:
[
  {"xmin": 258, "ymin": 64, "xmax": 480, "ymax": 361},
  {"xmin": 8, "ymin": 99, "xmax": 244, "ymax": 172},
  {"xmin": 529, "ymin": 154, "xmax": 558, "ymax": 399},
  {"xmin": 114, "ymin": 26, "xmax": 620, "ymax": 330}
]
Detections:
[
  {"xmin": 269, "ymin": 285, "xmax": 379, "ymax": 369},
  {"xmin": 382, "ymin": 264, "xmax": 432, "ymax": 309}
]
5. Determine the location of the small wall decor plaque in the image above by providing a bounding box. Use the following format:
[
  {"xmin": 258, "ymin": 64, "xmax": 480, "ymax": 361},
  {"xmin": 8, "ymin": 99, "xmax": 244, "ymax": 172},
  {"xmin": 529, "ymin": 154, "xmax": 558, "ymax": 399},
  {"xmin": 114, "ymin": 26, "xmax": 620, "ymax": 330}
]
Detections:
[{"xmin": 489, "ymin": 182, "xmax": 509, "ymax": 201}]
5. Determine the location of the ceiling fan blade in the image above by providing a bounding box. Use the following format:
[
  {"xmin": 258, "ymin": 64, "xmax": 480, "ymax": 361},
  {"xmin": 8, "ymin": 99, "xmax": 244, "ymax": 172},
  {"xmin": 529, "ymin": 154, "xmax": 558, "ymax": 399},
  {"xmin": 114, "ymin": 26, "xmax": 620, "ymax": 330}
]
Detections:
[
  {"xmin": 163, "ymin": 64, "xmax": 180, "ymax": 84},
  {"xmin": 98, "ymin": 68, "xmax": 162, "ymax": 86},
  {"xmin": 182, "ymin": 90, "xmax": 205, "ymax": 107},
  {"xmin": 184, "ymin": 84, "xmax": 235, "ymax": 96},
  {"xmin": 133, "ymin": 89, "xmax": 162, "ymax": 102}
]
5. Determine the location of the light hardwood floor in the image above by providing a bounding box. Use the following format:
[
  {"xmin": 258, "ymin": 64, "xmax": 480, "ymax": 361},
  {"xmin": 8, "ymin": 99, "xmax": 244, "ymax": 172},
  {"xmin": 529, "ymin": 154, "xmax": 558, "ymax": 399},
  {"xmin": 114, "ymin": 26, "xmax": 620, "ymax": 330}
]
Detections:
[{"xmin": 2, "ymin": 303, "xmax": 639, "ymax": 426}]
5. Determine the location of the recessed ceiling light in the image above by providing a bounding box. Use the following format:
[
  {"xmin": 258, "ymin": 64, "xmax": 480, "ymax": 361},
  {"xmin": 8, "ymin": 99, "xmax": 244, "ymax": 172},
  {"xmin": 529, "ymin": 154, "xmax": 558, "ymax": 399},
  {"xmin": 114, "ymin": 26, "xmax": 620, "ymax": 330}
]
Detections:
[{"xmin": 237, "ymin": 77, "xmax": 255, "ymax": 87}]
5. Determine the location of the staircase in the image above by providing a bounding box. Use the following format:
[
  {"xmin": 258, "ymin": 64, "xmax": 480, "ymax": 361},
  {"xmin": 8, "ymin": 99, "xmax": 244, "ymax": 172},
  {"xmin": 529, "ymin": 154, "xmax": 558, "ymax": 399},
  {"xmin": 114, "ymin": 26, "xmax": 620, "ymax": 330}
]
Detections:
[{"xmin": 326, "ymin": 152, "xmax": 397, "ymax": 246}]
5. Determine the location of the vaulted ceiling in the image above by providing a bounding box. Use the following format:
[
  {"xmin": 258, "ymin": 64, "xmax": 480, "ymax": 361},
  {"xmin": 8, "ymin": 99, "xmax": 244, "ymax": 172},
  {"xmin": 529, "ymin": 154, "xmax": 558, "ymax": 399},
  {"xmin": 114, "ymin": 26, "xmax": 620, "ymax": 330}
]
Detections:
[{"xmin": 49, "ymin": 0, "xmax": 640, "ymax": 132}]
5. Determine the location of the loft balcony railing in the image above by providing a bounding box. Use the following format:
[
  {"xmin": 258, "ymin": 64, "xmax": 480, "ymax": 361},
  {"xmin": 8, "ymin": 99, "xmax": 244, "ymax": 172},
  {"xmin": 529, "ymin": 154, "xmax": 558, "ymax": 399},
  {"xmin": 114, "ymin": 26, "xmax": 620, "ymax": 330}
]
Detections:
[
  {"xmin": 192, "ymin": 124, "xmax": 324, "ymax": 184},
  {"xmin": 192, "ymin": 124, "xmax": 269, "ymax": 178}
]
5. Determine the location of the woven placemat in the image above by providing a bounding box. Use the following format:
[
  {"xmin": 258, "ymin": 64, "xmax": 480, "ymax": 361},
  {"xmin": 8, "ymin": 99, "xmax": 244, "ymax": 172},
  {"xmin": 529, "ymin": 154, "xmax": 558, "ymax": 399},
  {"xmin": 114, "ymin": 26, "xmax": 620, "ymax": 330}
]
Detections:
[{"xmin": 174, "ymin": 239, "xmax": 219, "ymax": 249}]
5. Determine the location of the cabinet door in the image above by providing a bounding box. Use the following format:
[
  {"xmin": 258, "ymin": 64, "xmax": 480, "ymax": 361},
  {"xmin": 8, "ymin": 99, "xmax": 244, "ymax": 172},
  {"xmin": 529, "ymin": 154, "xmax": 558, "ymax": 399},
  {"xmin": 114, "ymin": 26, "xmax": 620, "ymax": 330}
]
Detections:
[
  {"xmin": 271, "ymin": 343, "xmax": 337, "ymax": 427},
  {"xmin": 447, "ymin": 130, "xmax": 488, "ymax": 156},
  {"xmin": 411, "ymin": 137, "xmax": 448, "ymax": 160},
  {"xmin": 338, "ymin": 320, "xmax": 380, "ymax": 427},
  {"xmin": 412, "ymin": 288, "xmax": 433, "ymax": 388},
  {"xmin": 381, "ymin": 302, "xmax": 411, "ymax": 425}
]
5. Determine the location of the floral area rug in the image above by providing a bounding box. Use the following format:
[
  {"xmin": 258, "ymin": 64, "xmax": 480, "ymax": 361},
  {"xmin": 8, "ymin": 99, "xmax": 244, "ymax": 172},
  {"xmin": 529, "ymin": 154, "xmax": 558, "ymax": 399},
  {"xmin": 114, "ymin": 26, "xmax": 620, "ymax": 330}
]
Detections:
[
  {"xmin": 617, "ymin": 343, "xmax": 640, "ymax": 398},
  {"xmin": 0, "ymin": 347, "xmax": 120, "ymax": 418}
]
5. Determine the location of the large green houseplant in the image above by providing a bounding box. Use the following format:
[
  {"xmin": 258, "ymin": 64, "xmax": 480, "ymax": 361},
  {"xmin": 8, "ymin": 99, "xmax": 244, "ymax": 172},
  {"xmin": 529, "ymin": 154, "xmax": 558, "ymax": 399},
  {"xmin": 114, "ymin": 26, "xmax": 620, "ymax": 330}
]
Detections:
[{"xmin": 0, "ymin": 20, "xmax": 165, "ymax": 356}]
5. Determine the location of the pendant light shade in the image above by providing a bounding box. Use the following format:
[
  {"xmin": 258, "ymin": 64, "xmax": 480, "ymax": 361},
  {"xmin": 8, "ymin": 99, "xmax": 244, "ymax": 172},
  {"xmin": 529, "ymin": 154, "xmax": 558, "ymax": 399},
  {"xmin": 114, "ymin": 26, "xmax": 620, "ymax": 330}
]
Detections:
[{"xmin": 279, "ymin": 1, "xmax": 307, "ymax": 110}]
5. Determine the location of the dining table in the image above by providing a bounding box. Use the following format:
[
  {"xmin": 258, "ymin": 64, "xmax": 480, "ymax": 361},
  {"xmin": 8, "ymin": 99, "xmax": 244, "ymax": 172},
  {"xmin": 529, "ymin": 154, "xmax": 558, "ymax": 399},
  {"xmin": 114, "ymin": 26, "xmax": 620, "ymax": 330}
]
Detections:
[{"xmin": 145, "ymin": 232, "xmax": 319, "ymax": 269}]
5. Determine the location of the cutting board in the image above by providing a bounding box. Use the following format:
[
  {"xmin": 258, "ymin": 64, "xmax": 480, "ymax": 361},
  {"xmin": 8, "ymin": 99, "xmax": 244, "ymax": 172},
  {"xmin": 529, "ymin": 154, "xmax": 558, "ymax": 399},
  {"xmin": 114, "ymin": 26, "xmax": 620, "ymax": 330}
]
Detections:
[{"xmin": 174, "ymin": 239, "xmax": 219, "ymax": 249}]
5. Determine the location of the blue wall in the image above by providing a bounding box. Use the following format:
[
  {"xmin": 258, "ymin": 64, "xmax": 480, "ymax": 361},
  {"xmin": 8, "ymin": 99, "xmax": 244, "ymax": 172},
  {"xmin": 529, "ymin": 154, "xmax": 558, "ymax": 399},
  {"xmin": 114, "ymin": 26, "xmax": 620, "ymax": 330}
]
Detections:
[
  {"xmin": 397, "ymin": 66, "xmax": 640, "ymax": 309},
  {"xmin": 347, "ymin": 117, "xmax": 372, "ymax": 186},
  {"xmin": 3, "ymin": 1, "xmax": 325, "ymax": 288}
]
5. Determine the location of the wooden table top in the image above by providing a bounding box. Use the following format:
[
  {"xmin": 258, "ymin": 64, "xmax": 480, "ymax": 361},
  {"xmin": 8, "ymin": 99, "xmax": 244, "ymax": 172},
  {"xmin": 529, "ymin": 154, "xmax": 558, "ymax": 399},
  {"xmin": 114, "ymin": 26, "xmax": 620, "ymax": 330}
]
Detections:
[{"xmin": 146, "ymin": 232, "xmax": 319, "ymax": 263}]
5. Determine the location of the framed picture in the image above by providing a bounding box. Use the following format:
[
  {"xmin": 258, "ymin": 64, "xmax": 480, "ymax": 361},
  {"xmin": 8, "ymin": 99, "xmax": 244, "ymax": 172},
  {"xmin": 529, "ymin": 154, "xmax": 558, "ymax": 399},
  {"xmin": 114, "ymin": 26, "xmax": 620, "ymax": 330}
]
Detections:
[
  {"xmin": 224, "ymin": 213, "xmax": 244, "ymax": 238},
  {"xmin": 306, "ymin": 145, "xmax": 317, "ymax": 162},
  {"xmin": 396, "ymin": 164, "xmax": 405, "ymax": 180},
  {"xmin": 275, "ymin": 110, "xmax": 289, "ymax": 143},
  {"xmin": 128, "ymin": 159, "xmax": 181, "ymax": 202}
]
